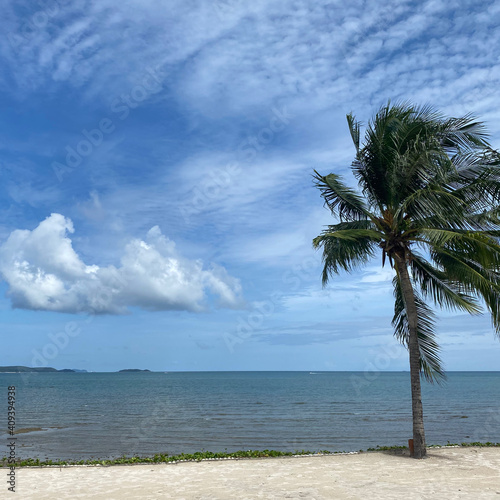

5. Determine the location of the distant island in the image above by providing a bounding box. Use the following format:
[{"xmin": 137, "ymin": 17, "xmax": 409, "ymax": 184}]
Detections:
[
  {"xmin": 0, "ymin": 366, "xmax": 154, "ymax": 373},
  {"xmin": 118, "ymin": 369, "xmax": 151, "ymax": 372},
  {"xmin": 0, "ymin": 366, "xmax": 87, "ymax": 373}
]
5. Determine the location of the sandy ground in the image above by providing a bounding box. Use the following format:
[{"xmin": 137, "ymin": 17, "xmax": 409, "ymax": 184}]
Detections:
[{"xmin": 10, "ymin": 447, "xmax": 500, "ymax": 500}]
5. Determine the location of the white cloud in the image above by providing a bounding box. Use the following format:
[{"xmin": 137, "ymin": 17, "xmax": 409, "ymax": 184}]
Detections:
[
  {"xmin": 2, "ymin": 0, "xmax": 497, "ymax": 123},
  {"xmin": 0, "ymin": 214, "xmax": 243, "ymax": 314},
  {"xmin": 360, "ymin": 266, "xmax": 395, "ymax": 283}
]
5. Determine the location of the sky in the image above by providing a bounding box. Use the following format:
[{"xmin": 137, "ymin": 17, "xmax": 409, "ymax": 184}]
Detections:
[{"xmin": 1, "ymin": 0, "xmax": 500, "ymax": 372}]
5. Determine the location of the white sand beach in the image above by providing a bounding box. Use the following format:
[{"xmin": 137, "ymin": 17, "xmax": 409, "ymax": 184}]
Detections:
[{"xmin": 13, "ymin": 447, "xmax": 500, "ymax": 499}]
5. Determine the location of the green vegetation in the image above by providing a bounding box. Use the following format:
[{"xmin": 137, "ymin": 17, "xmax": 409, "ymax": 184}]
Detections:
[
  {"xmin": 2, "ymin": 443, "xmax": 498, "ymax": 467},
  {"xmin": 366, "ymin": 445, "xmax": 408, "ymax": 451},
  {"xmin": 1, "ymin": 450, "xmax": 322, "ymax": 467},
  {"xmin": 313, "ymin": 102, "xmax": 500, "ymax": 458}
]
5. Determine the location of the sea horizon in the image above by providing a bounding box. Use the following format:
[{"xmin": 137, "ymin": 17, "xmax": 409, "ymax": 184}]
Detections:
[{"xmin": 3, "ymin": 368, "xmax": 499, "ymax": 372}]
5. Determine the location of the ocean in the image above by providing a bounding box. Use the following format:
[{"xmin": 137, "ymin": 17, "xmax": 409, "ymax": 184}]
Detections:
[{"xmin": 1, "ymin": 371, "xmax": 499, "ymax": 461}]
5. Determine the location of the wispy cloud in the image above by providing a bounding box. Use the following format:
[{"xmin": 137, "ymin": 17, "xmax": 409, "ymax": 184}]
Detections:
[{"xmin": 3, "ymin": 0, "xmax": 498, "ymax": 119}]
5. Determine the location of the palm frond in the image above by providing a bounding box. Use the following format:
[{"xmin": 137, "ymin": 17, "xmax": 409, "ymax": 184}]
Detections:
[
  {"xmin": 346, "ymin": 113, "xmax": 361, "ymax": 152},
  {"xmin": 467, "ymin": 210, "xmax": 500, "ymax": 231},
  {"xmin": 317, "ymin": 228, "xmax": 383, "ymax": 242},
  {"xmin": 313, "ymin": 229, "xmax": 380, "ymax": 285},
  {"xmin": 322, "ymin": 220, "xmax": 377, "ymax": 232},
  {"xmin": 408, "ymin": 252, "xmax": 481, "ymax": 314},
  {"xmin": 392, "ymin": 277, "xmax": 445, "ymax": 383},
  {"xmin": 394, "ymin": 186, "xmax": 466, "ymax": 228},
  {"xmin": 430, "ymin": 246, "xmax": 500, "ymax": 336},
  {"xmin": 438, "ymin": 114, "xmax": 490, "ymax": 151},
  {"xmin": 313, "ymin": 170, "xmax": 369, "ymax": 221},
  {"xmin": 351, "ymin": 101, "xmax": 462, "ymax": 210},
  {"xmin": 417, "ymin": 228, "xmax": 500, "ymax": 264}
]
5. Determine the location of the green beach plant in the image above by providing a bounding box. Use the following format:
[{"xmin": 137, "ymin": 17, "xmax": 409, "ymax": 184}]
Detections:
[
  {"xmin": 313, "ymin": 102, "xmax": 500, "ymax": 459},
  {"xmin": 2, "ymin": 443, "xmax": 500, "ymax": 467}
]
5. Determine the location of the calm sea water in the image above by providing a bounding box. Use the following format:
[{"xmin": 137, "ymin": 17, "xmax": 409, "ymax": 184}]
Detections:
[{"xmin": 1, "ymin": 371, "xmax": 499, "ymax": 461}]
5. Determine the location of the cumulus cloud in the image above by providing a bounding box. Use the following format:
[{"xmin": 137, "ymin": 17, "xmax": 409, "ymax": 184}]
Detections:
[{"xmin": 0, "ymin": 213, "xmax": 243, "ymax": 314}]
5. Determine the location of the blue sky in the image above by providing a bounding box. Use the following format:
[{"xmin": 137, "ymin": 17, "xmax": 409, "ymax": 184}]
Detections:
[{"xmin": 1, "ymin": 0, "xmax": 500, "ymax": 371}]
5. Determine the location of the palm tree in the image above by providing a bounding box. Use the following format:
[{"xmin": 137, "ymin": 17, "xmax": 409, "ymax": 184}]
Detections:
[{"xmin": 313, "ymin": 102, "xmax": 500, "ymax": 458}]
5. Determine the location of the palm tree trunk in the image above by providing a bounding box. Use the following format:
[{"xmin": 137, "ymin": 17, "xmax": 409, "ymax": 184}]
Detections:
[{"xmin": 395, "ymin": 255, "xmax": 427, "ymax": 459}]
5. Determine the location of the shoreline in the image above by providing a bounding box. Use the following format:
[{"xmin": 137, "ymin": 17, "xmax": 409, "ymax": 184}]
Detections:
[
  {"xmin": 14, "ymin": 446, "xmax": 500, "ymax": 499},
  {"xmin": 3, "ymin": 442, "xmax": 500, "ymax": 468}
]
